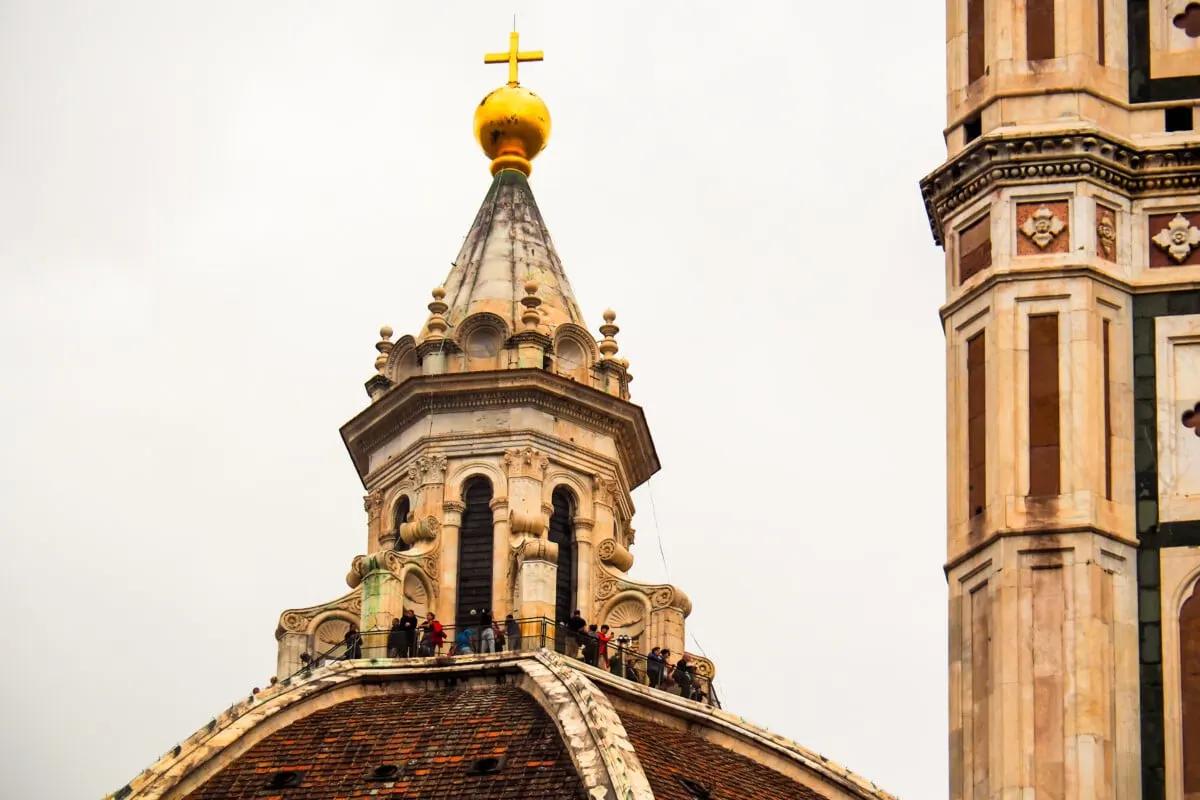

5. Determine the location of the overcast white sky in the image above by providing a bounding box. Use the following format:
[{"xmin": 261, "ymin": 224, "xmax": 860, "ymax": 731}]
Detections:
[{"xmin": 0, "ymin": 3, "xmax": 949, "ymax": 798}]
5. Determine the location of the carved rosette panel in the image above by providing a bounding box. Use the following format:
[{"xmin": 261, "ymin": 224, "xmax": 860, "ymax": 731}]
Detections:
[
  {"xmin": 687, "ymin": 654, "xmax": 716, "ymax": 679},
  {"xmin": 1016, "ymin": 202, "xmax": 1069, "ymax": 254},
  {"xmin": 1150, "ymin": 211, "xmax": 1200, "ymax": 266},
  {"xmin": 503, "ymin": 446, "xmax": 549, "ymax": 479}
]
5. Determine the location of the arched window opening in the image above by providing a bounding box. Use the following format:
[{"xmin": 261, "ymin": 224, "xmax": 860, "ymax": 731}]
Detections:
[
  {"xmin": 549, "ymin": 486, "xmax": 576, "ymax": 624},
  {"xmin": 1182, "ymin": 580, "xmax": 1200, "ymax": 796},
  {"xmin": 465, "ymin": 326, "xmax": 502, "ymax": 370},
  {"xmin": 393, "ymin": 495, "xmax": 411, "ymax": 552},
  {"xmin": 456, "ymin": 477, "xmax": 494, "ymax": 627}
]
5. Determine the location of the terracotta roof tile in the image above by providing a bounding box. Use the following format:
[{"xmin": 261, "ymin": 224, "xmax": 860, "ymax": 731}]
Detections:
[
  {"xmin": 186, "ymin": 685, "xmax": 585, "ymax": 800},
  {"xmin": 619, "ymin": 713, "xmax": 829, "ymax": 800}
]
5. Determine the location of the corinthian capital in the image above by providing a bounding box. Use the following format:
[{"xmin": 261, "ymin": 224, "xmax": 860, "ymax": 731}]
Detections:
[
  {"xmin": 503, "ymin": 446, "xmax": 549, "ymax": 479},
  {"xmin": 406, "ymin": 454, "xmax": 448, "ymax": 486}
]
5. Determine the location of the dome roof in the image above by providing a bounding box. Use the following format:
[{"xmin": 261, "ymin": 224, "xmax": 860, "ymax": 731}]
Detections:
[{"xmin": 112, "ymin": 651, "xmax": 896, "ymax": 800}]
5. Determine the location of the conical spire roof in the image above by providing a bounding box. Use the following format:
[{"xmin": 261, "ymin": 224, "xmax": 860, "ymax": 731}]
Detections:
[{"xmin": 441, "ymin": 169, "xmax": 584, "ymax": 334}]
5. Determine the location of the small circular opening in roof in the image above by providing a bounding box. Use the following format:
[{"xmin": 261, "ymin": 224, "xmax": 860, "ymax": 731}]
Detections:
[{"xmin": 266, "ymin": 770, "xmax": 303, "ymax": 789}]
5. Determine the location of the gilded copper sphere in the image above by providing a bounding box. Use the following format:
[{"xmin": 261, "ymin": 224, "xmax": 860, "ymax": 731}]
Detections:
[{"xmin": 474, "ymin": 84, "xmax": 551, "ymax": 175}]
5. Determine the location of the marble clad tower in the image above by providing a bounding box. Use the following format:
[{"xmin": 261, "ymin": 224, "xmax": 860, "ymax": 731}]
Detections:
[
  {"xmin": 921, "ymin": 2, "xmax": 1200, "ymax": 799},
  {"xmin": 273, "ymin": 30, "xmax": 705, "ymax": 682}
]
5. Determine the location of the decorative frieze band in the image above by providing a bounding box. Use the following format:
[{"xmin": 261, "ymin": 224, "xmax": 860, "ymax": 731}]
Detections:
[{"xmin": 921, "ymin": 132, "xmax": 1200, "ymax": 244}]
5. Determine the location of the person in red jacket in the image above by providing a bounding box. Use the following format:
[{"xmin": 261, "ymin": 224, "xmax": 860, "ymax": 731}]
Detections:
[{"xmin": 419, "ymin": 612, "xmax": 445, "ymax": 655}]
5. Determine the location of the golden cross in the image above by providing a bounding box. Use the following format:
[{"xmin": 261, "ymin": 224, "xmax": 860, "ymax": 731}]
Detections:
[{"xmin": 484, "ymin": 31, "xmax": 543, "ymax": 85}]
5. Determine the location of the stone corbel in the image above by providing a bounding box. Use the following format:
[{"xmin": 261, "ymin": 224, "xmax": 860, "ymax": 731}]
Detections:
[
  {"xmin": 398, "ymin": 514, "xmax": 440, "ymax": 548},
  {"xmin": 521, "ymin": 537, "xmax": 559, "ymax": 564},
  {"xmin": 596, "ymin": 537, "xmax": 634, "ymax": 572},
  {"xmin": 510, "ymin": 508, "xmax": 547, "ymax": 537}
]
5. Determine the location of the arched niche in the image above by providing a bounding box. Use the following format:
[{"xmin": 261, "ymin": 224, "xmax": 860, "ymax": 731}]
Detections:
[
  {"xmin": 308, "ymin": 611, "xmax": 358, "ymax": 659},
  {"xmin": 456, "ymin": 313, "xmax": 509, "ymax": 372},
  {"xmin": 401, "ymin": 565, "xmax": 433, "ymax": 619},
  {"xmin": 598, "ymin": 590, "xmax": 652, "ymax": 653},
  {"xmin": 456, "ymin": 475, "xmax": 495, "ymax": 626},
  {"xmin": 553, "ymin": 324, "xmax": 597, "ymax": 383},
  {"xmin": 385, "ymin": 335, "xmax": 419, "ymax": 384}
]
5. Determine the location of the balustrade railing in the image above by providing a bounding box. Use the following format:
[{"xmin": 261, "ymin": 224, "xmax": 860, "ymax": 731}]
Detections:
[{"xmin": 291, "ymin": 616, "xmax": 719, "ymax": 708}]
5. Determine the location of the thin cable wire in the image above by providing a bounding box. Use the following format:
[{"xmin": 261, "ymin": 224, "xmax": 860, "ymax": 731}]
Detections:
[{"xmin": 645, "ymin": 475, "xmax": 670, "ymax": 582}]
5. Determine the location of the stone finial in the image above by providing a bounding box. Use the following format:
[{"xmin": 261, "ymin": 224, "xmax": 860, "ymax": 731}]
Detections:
[
  {"xmin": 373, "ymin": 325, "xmax": 394, "ymax": 372},
  {"xmin": 425, "ymin": 287, "xmax": 449, "ymax": 339},
  {"xmin": 521, "ymin": 279, "xmax": 543, "ymax": 330},
  {"xmin": 598, "ymin": 309, "xmax": 620, "ymax": 359}
]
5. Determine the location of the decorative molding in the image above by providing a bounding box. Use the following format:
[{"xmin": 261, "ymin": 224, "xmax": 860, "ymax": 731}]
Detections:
[
  {"xmin": 1151, "ymin": 212, "xmax": 1200, "ymax": 262},
  {"xmin": 503, "ymin": 446, "xmax": 549, "ymax": 479},
  {"xmin": 442, "ymin": 499, "xmax": 466, "ymax": 514},
  {"xmin": 920, "ymin": 132, "xmax": 1200, "ymax": 245},
  {"xmin": 339, "ymin": 370, "xmax": 661, "ymax": 490}
]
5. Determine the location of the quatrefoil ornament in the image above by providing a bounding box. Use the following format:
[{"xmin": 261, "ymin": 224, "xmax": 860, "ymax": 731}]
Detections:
[
  {"xmin": 1151, "ymin": 213, "xmax": 1200, "ymax": 263},
  {"xmin": 1184, "ymin": 401, "xmax": 1200, "ymax": 438},
  {"xmin": 1020, "ymin": 205, "xmax": 1066, "ymax": 249}
]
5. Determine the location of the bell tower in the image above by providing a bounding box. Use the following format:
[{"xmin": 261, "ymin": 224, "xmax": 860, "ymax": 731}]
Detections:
[
  {"xmin": 925, "ymin": 3, "xmax": 1200, "ymax": 800},
  {"xmin": 272, "ymin": 31, "xmax": 708, "ymax": 688}
]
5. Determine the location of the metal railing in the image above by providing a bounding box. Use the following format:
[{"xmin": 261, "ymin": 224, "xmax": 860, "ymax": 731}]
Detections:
[{"xmin": 289, "ymin": 616, "xmax": 719, "ymax": 708}]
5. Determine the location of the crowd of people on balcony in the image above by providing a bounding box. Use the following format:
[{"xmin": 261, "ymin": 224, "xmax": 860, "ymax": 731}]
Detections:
[{"xmin": 307, "ymin": 607, "xmax": 710, "ymax": 704}]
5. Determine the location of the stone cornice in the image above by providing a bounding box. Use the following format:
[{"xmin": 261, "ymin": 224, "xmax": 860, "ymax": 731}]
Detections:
[
  {"xmin": 921, "ymin": 130, "xmax": 1200, "ymax": 246},
  {"xmin": 340, "ymin": 369, "xmax": 660, "ymax": 490},
  {"xmin": 943, "ymin": 525, "xmax": 1139, "ymax": 575}
]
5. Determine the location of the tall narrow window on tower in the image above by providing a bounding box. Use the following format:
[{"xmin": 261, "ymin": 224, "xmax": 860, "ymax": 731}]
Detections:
[
  {"xmin": 967, "ymin": 333, "xmax": 986, "ymax": 517},
  {"xmin": 959, "ymin": 213, "xmax": 992, "ymax": 284},
  {"xmin": 1102, "ymin": 320, "xmax": 1113, "ymax": 500},
  {"xmin": 1028, "ymin": 314, "xmax": 1061, "ymax": 496},
  {"xmin": 1097, "ymin": 0, "xmax": 1106, "ymax": 65},
  {"xmin": 548, "ymin": 487, "xmax": 576, "ymax": 623},
  {"xmin": 1026, "ymin": 0, "xmax": 1056, "ymax": 60},
  {"xmin": 1180, "ymin": 581, "xmax": 1200, "ymax": 797},
  {"xmin": 456, "ymin": 477, "xmax": 495, "ymax": 626},
  {"xmin": 968, "ymin": 0, "xmax": 986, "ymax": 82}
]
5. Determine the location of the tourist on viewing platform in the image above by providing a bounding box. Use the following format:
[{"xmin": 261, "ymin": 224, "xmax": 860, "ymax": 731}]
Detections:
[
  {"xmin": 583, "ymin": 624, "xmax": 600, "ymax": 666},
  {"xmin": 454, "ymin": 625, "xmax": 476, "ymax": 655},
  {"xmin": 673, "ymin": 655, "xmax": 694, "ymax": 698},
  {"xmin": 386, "ymin": 617, "xmax": 405, "ymax": 658},
  {"xmin": 566, "ymin": 609, "xmax": 587, "ymax": 655},
  {"xmin": 597, "ymin": 624, "xmax": 612, "ymax": 668},
  {"xmin": 342, "ymin": 624, "xmax": 362, "ymax": 660},
  {"xmin": 480, "ymin": 609, "xmax": 496, "ymax": 653},
  {"xmin": 505, "ymin": 614, "xmax": 521, "ymax": 652},
  {"xmin": 646, "ymin": 647, "xmax": 664, "ymax": 688},
  {"xmin": 418, "ymin": 612, "xmax": 444, "ymax": 656},
  {"xmin": 399, "ymin": 608, "xmax": 418, "ymax": 657}
]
